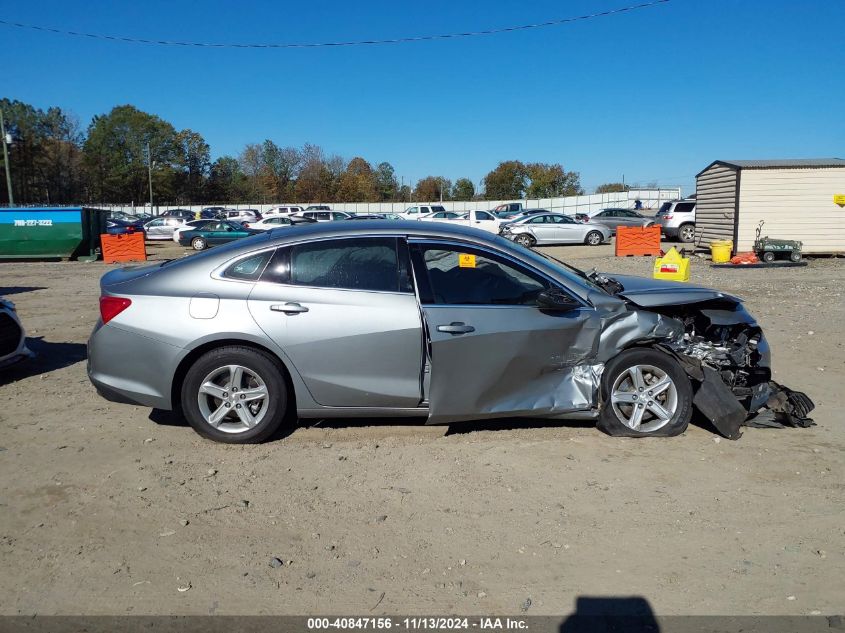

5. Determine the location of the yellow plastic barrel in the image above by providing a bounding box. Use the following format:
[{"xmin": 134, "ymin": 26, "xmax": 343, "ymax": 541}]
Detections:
[{"xmin": 710, "ymin": 240, "xmax": 733, "ymax": 263}]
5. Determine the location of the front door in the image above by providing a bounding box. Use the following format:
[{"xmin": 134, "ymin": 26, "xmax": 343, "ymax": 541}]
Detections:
[
  {"xmin": 248, "ymin": 236, "xmax": 424, "ymax": 408},
  {"xmin": 409, "ymin": 240, "xmax": 598, "ymax": 424},
  {"xmin": 521, "ymin": 215, "xmax": 558, "ymax": 244},
  {"xmin": 468, "ymin": 210, "xmax": 500, "ymax": 233}
]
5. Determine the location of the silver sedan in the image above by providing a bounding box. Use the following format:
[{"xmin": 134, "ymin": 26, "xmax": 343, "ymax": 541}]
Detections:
[
  {"xmin": 87, "ymin": 221, "xmax": 812, "ymax": 443},
  {"xmin": 499, "ymin": 213, "xmax": 612, "ymax": 247}
]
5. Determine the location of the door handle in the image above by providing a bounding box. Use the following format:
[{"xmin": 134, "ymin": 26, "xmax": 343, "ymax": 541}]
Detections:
[
  {"xmin": 436, "ymin": 322, "xmax": 475, "ymax": 335},
  {"xmin": 270, "ymin": 302, "xmax": 309, "ymax": 314}
]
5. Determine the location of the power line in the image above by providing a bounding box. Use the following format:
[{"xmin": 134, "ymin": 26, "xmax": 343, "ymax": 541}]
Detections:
[{"xmin": 0, "ymin": 1, "xmax": 671, "ymax": 49}]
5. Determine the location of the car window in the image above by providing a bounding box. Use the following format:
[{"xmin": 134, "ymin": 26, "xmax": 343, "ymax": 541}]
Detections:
[
  {"xmin": 476, "ymin": 211, "xmax": 494, "ymax": 221},
  {"xmin": 414, "ymin": 245, "xmax": 549, "ymax": 306},
  {"xmin": 222, "ymin": 251, "xmax": 273, "ymax": 281},
  {"xmin": 527, "ymin": 215, "xmax": 547, "ymax": 224},
  {"xmin": 332, "ymin": 212, "xmax": 347, "ymax": 220},
  {"xmin": 675, "ymin": 203, "xmax": 695, "ymax": 213},
  {"xmin": 274, "ymin": 238, "xmax": 406, "ymax": 292},
  {"xmin": 147, "ymin": 219, "xmax": 163, "ymax": 227},
  {"xmin": 549, "ymin": 215, "xmax": 574, "ymax": 224}
]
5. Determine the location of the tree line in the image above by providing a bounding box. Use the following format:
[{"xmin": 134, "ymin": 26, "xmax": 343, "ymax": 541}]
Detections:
[{"xmin": 1, "ymin": 99, "xmax": 598, "ymax": 206}]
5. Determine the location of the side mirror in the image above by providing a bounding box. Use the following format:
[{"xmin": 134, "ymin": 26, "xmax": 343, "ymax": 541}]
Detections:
[{"xmin": 536, "ymin": 288, "xmax": 580, "ymax": 311}]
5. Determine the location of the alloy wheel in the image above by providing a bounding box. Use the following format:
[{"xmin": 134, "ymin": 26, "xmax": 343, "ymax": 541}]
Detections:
[
  {"xmin": 197, "ymin": 365, "xmax": 269, "ymax": 434},
  {"xmin": 610, "ymin": 364, "xmax": 678, "ymax": 433}
]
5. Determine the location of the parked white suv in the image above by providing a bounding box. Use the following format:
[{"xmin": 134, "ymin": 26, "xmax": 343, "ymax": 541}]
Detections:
[
  {"xmin": 296, "ymin": 210, "xmax": 353, "ymax": 222},
  {"xmin": 401, "ymin": 205, "xmax": 447, "ymax": 220},
  {"xmin": 265, "ymin": 205, "xmax": 304, "ymax": 217},
  {"xmin": 654, "ymin": 199, "xmax": 696, "ymax": 242}
]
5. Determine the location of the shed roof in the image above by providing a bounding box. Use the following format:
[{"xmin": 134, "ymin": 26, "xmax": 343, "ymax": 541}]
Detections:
[{"xmin": 697, "ymin": 158, "xmax": 845, "ymax": 177}]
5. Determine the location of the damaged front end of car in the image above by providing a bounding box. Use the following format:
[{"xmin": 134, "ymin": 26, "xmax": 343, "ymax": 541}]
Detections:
[{"xmin": 601, "ymin": 276, "xmax": 815, "ymax": 439}]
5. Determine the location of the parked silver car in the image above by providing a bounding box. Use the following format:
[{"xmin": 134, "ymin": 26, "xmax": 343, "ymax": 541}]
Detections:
[
  {"xmin": 499, "ymin": 213, "xmax": 612, "ymax": 246},
  {"xmin": 87, "ymin": 221, "xmax": 813, "ymax": 443},
  {"xmin": 587, "ymin": 208, "xmax": 656, "ymax": 234},
  {"xmin": 143, "ymin": 217, "xmax": 187, "ymax": 240},
  {"xmin": 654, "ymin": 199, "xmax": 697, "ymax": 242}
]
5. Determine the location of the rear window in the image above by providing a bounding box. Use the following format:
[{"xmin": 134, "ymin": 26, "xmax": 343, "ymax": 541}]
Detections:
[
  {"xmin": 222, "ymin": 251, "xmax": 273, "ymax": 281},
  {"xmin": 261, "ymin": 238, "xmax": 408, "ymax": 293},
  {"xmin": 675, "ymin": 202, "xmax": 695, "ymax": 213}
]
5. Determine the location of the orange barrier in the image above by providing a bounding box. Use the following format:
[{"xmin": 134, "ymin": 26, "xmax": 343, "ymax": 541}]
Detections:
[
  {"xmin": 615, "ymin": 225, "xmax": 662, "ymax": 257},
  {"xmin": 101, "ymin": 232, "xmax": 147, "ymax": 264}
]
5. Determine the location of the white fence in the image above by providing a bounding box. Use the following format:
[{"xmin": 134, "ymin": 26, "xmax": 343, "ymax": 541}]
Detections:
[{"xmin": 95, "ymin": 188, "xmax": 682, "ymax": 217}]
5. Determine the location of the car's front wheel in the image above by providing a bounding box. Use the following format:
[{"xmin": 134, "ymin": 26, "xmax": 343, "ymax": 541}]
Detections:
[
  {"xmin": 585, "ymin": 231, "xmax": 603, "ymax": 246},
  {"xmin": 191, "ymin": 236, "xmax": 207, "ymax": 251},
  {"xmin": 181, "ymin": 346, "xmax": 290, "ymax": 443},
  {"xmin": 597, "ymin": 348, "xmax": 692, "ymax": 437},
  {"xmin": 515, "ymin": 233, "xmax": 536, "ymax": 248}
]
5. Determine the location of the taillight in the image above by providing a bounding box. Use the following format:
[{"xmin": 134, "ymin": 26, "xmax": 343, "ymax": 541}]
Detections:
[
  {"xmin": 100, "ymin": 296, "xmax": 132, "ymax": 324},
  {"xmin": 663, "ymin": 214, "xmax": 673, "ymax": 220},
  {"xmin": 243, "ymin": 223, "xmax": 250, "ymax": 228}
]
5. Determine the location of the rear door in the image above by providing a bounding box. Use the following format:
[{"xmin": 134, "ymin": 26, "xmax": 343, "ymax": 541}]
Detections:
[
  {"xmin": 547, "ymin": 214, "xmax": 586, "ymax": 243},
  {"xmin": 145, "ymin": 218, "xmax": 165, "ymax": 237},
  {"xmin": 248, "ymin": 236, "xmax": 424, "ymax": 408},
  {"xmin": 409, "ymin": 240, "xmax": 598, "ymax": 424},
  {"xmin": 593, "ymin": 210, "xmax": 619, "ymax": 231},
  {"xmin": 617, "ymin": 210, "xmax": 644, "ymax": 228}
]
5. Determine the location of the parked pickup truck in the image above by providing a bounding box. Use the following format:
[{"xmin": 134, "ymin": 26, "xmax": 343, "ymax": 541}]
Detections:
[{"xmin": 493, "ymin": 202, "xmax": 523, "ymax": 214}]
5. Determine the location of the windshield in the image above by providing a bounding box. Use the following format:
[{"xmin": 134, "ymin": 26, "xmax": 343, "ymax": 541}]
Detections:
[{"xmin": 493, "ymin": 235, "xmax": 610, "ymax": 294}]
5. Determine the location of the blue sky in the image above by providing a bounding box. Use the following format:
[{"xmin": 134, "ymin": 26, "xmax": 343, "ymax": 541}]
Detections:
[{"xmin": 4, "ymin": 0, "xmax": 844, "ymax": 195}]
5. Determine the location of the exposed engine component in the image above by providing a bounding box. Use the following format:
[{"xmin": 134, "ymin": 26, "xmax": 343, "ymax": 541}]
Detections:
[{"xmin": 647, "ymin": 303, "xmax": 815, "ymax": 438}]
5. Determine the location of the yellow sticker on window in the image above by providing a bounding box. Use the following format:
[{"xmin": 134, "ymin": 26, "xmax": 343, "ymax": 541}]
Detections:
[{"xmin": 458, "ymin": 253, "xmax": 476, "ymax": 268}]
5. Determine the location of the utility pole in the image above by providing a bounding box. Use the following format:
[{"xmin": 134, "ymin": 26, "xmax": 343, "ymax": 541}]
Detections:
[
  {"xmin": 0, "ymin": 109, "xmax": 13, "ymax": 206},
  {"xmin": 146, "ymin": 141, "xmax": 154, "ymax": 212}
]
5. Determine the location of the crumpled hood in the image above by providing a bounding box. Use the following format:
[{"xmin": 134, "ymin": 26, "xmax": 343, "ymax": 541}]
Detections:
[{"xmin": 610, "ymin": 274, "xmax": 741, "ymax": 308}]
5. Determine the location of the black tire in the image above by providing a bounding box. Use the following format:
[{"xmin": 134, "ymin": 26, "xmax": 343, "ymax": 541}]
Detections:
[
  {"xmin": 585, "ymin": 230, "xmax": 603, "ymax": 246},
  {"xmin": 678, "ymin": 223, "xmax": 696, "ymax": 243},
  {"xmin": 597, "ymin": 348, "xmax": 693, "ymax": 438},
  {"xmin": 191, "ymin": 236, "xmax": 207, "ymax": 251},
  {"xmin": 789, "ymin": 251, "xmax": 801, "ymax": 263},
  {"xmin": 181, "ymin": 346, "xmax": 290, "ymax": 443},
  {"xmin": 515, "ymin": 234, "xmax": 536, "ymax": 248},
  {"xmin": 762, "ymin": 251, "xmax": 775, "ymax": 263}
]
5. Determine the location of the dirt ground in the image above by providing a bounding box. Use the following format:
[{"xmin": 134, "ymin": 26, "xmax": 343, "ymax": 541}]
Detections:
[{"xmin": 0, "ymin": 239, "xmax": 843, "ymax": 616}]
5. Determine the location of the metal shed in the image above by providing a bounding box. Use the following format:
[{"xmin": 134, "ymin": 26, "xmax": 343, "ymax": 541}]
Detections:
[{"xmin": 695, "ymin": 158, "xmax": 845, "ymax": 254}]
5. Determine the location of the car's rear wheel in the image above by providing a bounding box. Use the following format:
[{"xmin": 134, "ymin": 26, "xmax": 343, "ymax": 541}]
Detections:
[
  {"xmin": 762, "ymin": 251, "xmax": 775, "ymax": 263},
  {"xmin": 679, "ymin": 223, "xmax": 696, "ymax": 243},
  {"xmin": 597, "ymin": 348, "xmax": 692, "ymax": 437},
  {"xmin": 789, "ymin": 251, "xmax": 802, "ymax": 262},
  {"xmin": 181, "ymin": 346, "xmax": 289, "ymax": 443},
  {"xmin": 515, "ymin": 234, "xmax": 536, "ymax": 248},
  {"xmin": 191, "ymin": 236, "xmax": 207, "ymax": 251},
  {"xmin": 585, "ymin": 231, "xmax": 603, "ymax": 246}
]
